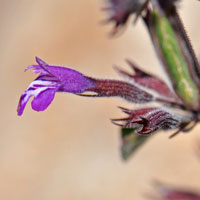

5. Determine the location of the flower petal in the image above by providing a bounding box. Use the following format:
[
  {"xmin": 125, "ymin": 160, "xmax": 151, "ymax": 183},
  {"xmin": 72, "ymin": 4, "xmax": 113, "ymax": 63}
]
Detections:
[
  {"xmin": 17, "ymin": 93, "xmax": 32, "ymax": 116},
  {"xmin": 17, "ymin": 58, "xmax": 99, "ymax": 115},
  {"xmin": 35, "ymin": 57, "xmax": 96, "ymax": 93},
  {"xmin": 17, "ymin": 80, "xmax": 59, "ymax": 116},
  {"xmin": 31, "ymin": 87, "xmax": 58, "ymax": 111},
  {"xmin": 25, "ymin": 65, "xmax": 49, "ymax": 75}
]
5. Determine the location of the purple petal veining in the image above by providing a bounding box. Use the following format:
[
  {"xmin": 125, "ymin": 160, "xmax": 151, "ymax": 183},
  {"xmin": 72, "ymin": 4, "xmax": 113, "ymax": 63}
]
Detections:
[
  {"xmin": 17, "ymin": 57, "xmax": 155, "ymax": 116},
  {"xmin": 17, "ymin": 57, "xmax": 96, "ymax": 115}
]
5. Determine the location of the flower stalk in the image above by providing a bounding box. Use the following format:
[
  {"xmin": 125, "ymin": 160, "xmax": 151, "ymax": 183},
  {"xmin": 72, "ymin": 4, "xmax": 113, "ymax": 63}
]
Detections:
[{"xmin": 17, "ymin": 0, "xmax": 200, "ymax": 160}]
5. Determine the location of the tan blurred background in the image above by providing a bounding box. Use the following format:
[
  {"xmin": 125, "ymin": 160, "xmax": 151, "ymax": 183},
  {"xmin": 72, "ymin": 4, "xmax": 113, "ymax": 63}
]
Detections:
[{"xmin": 1, "ymin": 0, "xmax": 200, "ymax": 199}]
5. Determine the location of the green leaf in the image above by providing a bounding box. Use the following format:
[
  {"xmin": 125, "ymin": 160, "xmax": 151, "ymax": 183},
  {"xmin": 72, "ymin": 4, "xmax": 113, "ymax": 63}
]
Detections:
[
  {"xmin": 145, "ymin": 9, "xmax": 200, "ymax": 110},
  {"xmin": 121, "ymin": 128, "xmax": 152, "ymax": 160}
]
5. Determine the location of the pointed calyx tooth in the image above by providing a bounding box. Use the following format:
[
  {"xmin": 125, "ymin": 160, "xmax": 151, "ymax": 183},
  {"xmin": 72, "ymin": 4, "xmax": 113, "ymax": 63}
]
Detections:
[
  {"xmin": 104, "ymin": 0, "xmax": 182, "ymax": 35},
  {"xmin": 115, "ymin": 59, "xmax": 179, "ymax": 101},
  {"xmin": 104, "ymin": 0, "xmax": 149, "ymax": 33},
  {"xmin": 113, "ymin": 107, "xmax": 193, "ymax": 135}
]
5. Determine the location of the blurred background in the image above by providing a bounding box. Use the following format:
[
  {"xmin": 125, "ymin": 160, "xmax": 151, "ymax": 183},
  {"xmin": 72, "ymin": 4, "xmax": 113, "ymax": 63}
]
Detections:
[{"xmin": 1, "ymin": 0, "xmax": 200, "ymax": 199}]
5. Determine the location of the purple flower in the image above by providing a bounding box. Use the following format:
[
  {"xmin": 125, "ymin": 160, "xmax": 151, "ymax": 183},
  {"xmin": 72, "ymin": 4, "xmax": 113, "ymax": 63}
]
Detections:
[
  {"xmin": 17, "ymin": 57, "xmax": 96, "ymax": 116},
  {"xmin": 17, "ymin": 57, "xmax": 155, "ymax": 116},
  {"xmin": 17, "ymin": 57, "xmax": 194, "ymax": 140}
]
